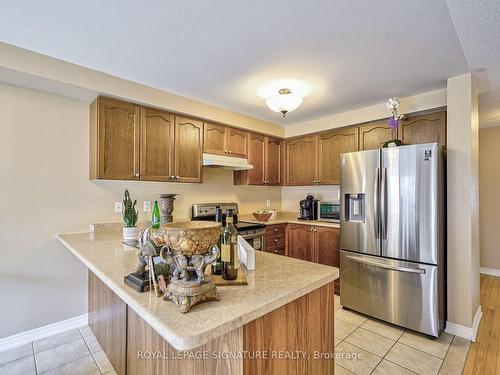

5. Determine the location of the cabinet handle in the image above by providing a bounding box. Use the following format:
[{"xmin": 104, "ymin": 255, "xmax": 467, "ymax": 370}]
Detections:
[
  {"xmin": 228, "ymin": 150, "xmax": 232, "ymax": 154},
  {"xmin": 170, "ymin": 175, "xmax": 175, "ymax": 180},
  {"xmin": 274, "ymin": 250, "xmax": 278, "ymax": 254},
  {"xmin": 176, "ymin": 176, "xmax": 180, "ymax": 179},
  {"xmin": 317, "ymin": 180, "xmax": 321, "ymax": 184},
  {"xmin": 274, "ymin": 239, "xmax": 278, "ymax": 243},
  {"xmin": 274, "ymin": 229, "xmax": 278, "ymax": 233},
  {"xmin": 135, "ymin": 173, "xmax": 140, "ymax": 177}
]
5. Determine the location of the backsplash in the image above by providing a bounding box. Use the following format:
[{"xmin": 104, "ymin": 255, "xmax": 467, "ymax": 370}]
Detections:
[{"xmin": 281, "ymin": 185, "xmax": 340, "ymax": 213}]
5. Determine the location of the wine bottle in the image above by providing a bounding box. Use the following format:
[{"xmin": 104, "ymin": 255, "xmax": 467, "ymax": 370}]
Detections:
[
  {"xmin": 222, "ymin": 209, "xmax": 238, "ymax": 280},
  {"xmin": 152, "ymin": 201, "xmax": 160, "ymax": 229},
  {"xmin": 212, "ymin": 208, "xmax": 223, "ymax": 275}
]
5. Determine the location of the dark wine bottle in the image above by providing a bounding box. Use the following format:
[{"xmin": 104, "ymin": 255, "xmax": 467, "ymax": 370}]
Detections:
[
  {"xmin": 212, "ymin": 208, "xmax": 223, "ymax": 275},
  {"xmin": 222, "ymin": 209, "xmax": 238, "ymax": 280}
]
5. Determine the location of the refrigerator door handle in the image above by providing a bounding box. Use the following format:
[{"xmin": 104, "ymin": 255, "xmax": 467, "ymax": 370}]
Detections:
[
  {"xmin": 344, "ymin": 255, "xmax": 426, "ymax": 274},
  {"xmin": 374, "ymin": 167, "xmax": 380, "ymax": 239},
  {"xmin": 381, "ymin": 166, "xmax": 388, "ymax": 239}
]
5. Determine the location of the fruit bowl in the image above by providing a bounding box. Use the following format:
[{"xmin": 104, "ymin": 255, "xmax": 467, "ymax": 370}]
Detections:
[{"xmin": 252, "ymin": 210, "xmax": 273, "ymax": 222}]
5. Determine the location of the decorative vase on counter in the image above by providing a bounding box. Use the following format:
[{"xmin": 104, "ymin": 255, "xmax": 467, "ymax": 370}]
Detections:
[{"xmin": 159, "ymin": 194, "xmax": 178, "ymax": 225}]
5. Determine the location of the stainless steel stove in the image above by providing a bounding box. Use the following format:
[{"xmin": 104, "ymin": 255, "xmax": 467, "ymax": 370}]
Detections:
[{"xmin": 191, "ymin": 203, "xmax": 266, "ymax": 251}]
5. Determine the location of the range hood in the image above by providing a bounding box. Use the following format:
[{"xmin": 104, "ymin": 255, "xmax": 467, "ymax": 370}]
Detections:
[{"xmin": 202, "ymin": 153, "xmax": 253, "ymax": 171}]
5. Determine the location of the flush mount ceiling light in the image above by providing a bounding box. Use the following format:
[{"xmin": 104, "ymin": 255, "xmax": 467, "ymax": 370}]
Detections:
[{"xmin": 265, "ymin": 88, "xmax": 303, "ymax": 117}]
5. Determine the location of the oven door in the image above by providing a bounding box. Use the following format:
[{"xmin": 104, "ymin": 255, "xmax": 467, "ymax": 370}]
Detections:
[{"xmin": 240, "ymin": 232, "xmax": 265, "ymax": 251}]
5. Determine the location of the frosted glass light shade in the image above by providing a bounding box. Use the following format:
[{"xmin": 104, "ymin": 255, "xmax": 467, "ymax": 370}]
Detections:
[{"xmin": 265, "ymin": 89, "xmax": 303, "ymax": 117}]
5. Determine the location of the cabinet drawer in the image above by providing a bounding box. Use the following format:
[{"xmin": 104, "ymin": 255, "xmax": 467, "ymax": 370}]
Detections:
[
  {"xmin": 265, "ymin": 245, "xmax": 286, "ymax": 256},
  {"xmin": 266, "ymin": 235, "xmax": 285, "ymax": 248},
  {"xmin": 266, "ymin": 224, "xmax": 286, "ymax": 237}
]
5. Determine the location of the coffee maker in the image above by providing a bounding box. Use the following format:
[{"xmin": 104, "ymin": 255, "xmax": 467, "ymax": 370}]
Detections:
[{"xmin": 298, "ymin": 194, "xmax": 319, "ymax": 220}]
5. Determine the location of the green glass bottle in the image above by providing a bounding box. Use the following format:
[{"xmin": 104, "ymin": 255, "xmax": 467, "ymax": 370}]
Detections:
[
  {"xmin": 152, "ymin": 201, "xmax": 160, "ymax": 229},
  {"xmin": 212, "ymin": 208, "xmax": 223, "ymax": 275},
  {"xmin": 222, "ymin": 209, "xmax": 238, "ymax": 280}
]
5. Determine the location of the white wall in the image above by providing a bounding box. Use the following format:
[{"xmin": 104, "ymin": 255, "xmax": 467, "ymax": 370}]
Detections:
[
  {"xmin": 479, "ymin": 126, "xmax": 500, "ymax": 270},
  {"xmin": 0, "ymin": 83, "xmax": 281, "ymax": 338},
  {"xmin": 446, "ymin": 73, "xmax": 480, "ymax": 330}
]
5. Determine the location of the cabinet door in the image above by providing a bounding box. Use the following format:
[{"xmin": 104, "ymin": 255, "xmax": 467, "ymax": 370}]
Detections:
[
  {"xmin": 399, "ymin": 111, "xmax": 446, "ymax": 146},
  {"xmin": 318, "ymin": 127, "xmax": 359, "ymax": 185},
  {"xmin": 140, "ymin": 108, "xmax": 174, "ymax": 181},
  {"xmin": 288, "ymin": 224, "xmax": 315, "ymax": 262},
  {"xmin": 227, "ymin": 128, "xmax": 248, "ymax": 158},
  {"xmin": 359, "ymin": 121, "xmax": 394, "ymax": 151},
  {"xmin": 285, "ymin": 135, "xmax": 318, "ymax": 185},
  {"xmin": 203, "ymin": 122, "xmax": 227, "ymax": 156},
  {"xmin": 265, "ymin": 137, "xmax": 282, "ymax": 185},
  {"xmin": 95, "ymin": 97, "xmax": 140, "ymax": 180},
  {"xmin": 247, "ymin": 133, "xmax": 266, "ymax": 184},
  {"xmin": 173, "ymin": 116, "xmax": 203, "ymax": 183},
  {"xmin": 315, "ymin": 227, "xmax": 340, "ymax": 294}
]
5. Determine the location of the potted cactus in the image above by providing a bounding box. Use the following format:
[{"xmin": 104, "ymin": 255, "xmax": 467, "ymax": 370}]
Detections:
[{"xmin": 122, "ymin": 189, "xmax": 139, "ymax": 241}]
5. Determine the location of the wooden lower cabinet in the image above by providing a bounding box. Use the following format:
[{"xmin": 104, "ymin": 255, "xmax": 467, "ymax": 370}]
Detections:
[
  {"xmin": 287, "ymin": 224, "xmax": 315, "ymax": 261},
  {"xmin": 265, "ymin": 224, "xmax": 286, "ymax": 255},
  {"xmin": 287, "ymin": 224, "xmax": 340, "ymax": 294},
  {"xmin": 315, "ymin": 227, "xmax": 341, "ymax": 294},
  {"xmin": 88, "ymin": 271, "xmax": 334, "ymax": 375}
]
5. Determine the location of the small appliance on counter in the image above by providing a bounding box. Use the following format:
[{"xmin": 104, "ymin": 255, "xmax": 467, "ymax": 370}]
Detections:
[
  {"xmin": 298, "ymin": 194, "xmax": 319, "ymax": 220},
  {"xmin": 318, "ymin": 201, "xmax": 340, "ymax": 223}
]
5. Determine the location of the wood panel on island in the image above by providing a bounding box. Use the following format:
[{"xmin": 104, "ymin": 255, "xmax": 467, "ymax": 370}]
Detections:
[{"xmin": 88, "ymin": 267, "xmax": 335, "ymax": 375}]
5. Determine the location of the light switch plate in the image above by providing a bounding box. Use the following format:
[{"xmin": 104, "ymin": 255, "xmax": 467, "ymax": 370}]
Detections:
[
  {"xmin": 266, "ymin": 199, "xmax": 271, "ymax": 207},
  {"xmin": 114, "ymin": 202, "xmax": 123, "ymax": 213},
  {"xmin": 143, "ymin": 201, "xmax": 151, "ymax": 212}
]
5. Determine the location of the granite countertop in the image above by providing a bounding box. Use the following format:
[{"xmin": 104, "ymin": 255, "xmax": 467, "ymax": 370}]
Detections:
[
  {"xmin": 56, "ymin": 230, "xmax": 338, "ymax": 351},
  {"xmin": 238, "ymin": 212, "xmax": 340, "ymax": 228}
]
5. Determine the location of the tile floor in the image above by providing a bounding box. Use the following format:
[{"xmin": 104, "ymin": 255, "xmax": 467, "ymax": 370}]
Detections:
[
  {"xmin": 0, "ymin": 298, "xmax": 470, "ymax": 374},
  {"xmin": 0, "ymin": 326, "xmax": 116, "ymax": 375},
  {"xmin": 333, "ymin": 294, "xmax": 471, "ymax": 375}
]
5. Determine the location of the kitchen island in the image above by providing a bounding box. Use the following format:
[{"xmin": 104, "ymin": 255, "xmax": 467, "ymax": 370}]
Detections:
[{"xmin": 57, "ymin": 230, "xmax": 338, "ymax": 375}]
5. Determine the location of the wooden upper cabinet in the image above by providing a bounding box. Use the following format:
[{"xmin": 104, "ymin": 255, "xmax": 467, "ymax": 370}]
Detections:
[
  {"xmin": 285, "ymin": 135, "xmax": 318, "ymax": 185},
  {"xmin": 203, "ymin": 123, "xmax": 227, "ymax": 156},
  {"xmin": 359, "ymin": 121, "xmax": 394, "ymax": 151},
  {"xmin": 399, "ymin": 111, "xmax": 446, "ymax": 147},
  {"xmin": 174, "ymin": 116, "xmax": 203, "ymax": 183},
  {"xmin": 246, "ymin": 133, "xmax": 266, "ymax": 184},
  {"xmin": 140, "ymin": 108, "xmax": 174, "ymax": 181},
  {"xmin": 90, "ymin": 96, "xmax": 140, "ymax": 180},
  {"xmin": 227, "ymin": 128, "xmax": 248, "ymax": 158},
  {"xmin": 318, "ymin": 127, "xmax": 359, "ymax": 185},
  {"xmin": 265, "ymin": 137, "xmax": 282, "ymax": 185},
  {"xmin": 287, "ymin": 224, "xmax": 315, "ymax": 262}
]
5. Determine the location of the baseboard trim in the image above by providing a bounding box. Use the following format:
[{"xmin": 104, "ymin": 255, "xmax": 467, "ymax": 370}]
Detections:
[
  {"xmin": 480, "ymin": 267, "xmax": 500, "ymax": 277},
  {"xmin": 0, "ymin": 314, "xmax": 88, "ymax": 352},
  {"xmin": 445, "ymin": 305, "xmax": 483, "ymax": 342}
]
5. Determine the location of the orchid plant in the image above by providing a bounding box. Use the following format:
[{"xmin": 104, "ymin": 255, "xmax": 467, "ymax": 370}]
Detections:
[{"xmin": 383, "ymin": 97, "xmax": 404, "ymax": 147}]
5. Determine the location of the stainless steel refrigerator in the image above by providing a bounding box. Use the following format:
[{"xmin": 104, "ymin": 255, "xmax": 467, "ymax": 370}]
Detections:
[{"xmin": 340, "ymin": 142, "xmax": 445, "ymax": 337}]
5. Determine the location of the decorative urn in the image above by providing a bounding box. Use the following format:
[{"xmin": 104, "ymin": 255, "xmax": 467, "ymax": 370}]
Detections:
[{"xmin": 152, "ymin": 221, "xmax": 222, "ymax": 313}]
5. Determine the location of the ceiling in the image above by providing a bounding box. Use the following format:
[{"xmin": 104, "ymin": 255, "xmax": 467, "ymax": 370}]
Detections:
[
  {"xmin": 446, "ymin": 0, "xmax": 500, "ymax": 128},
  {"xmin": 0, "ymin": 1, "xmax": 472, "ymax": 125}
]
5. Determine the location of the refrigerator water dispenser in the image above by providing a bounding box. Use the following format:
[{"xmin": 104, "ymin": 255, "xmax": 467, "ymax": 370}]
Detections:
[{"xmin": 344, "ymin": 193, "xmax": 365, "ymax": 222}]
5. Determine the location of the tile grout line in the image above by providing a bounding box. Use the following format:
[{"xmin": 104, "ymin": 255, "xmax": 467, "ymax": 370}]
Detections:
[{"xmin": 436, "ymin": 335, "xmax": 455, "ymax": 374}]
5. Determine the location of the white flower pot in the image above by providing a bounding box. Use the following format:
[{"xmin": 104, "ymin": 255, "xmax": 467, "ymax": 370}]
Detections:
[{"xmin": 123, "ymin": 226, "xmax": 139, "ymax": 241}]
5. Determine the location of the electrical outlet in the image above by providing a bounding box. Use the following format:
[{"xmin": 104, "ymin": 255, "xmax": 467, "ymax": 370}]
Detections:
[
  {"xmin": 266, "ymin": 199, "xmax": 271, "ymax": 207},
  {"xmin": 114, "ymin": 202, "xmax": 123, "ymax": 213},
  {"xmin": 143, "ymin": 201, "xmax": 152, "ymax": 212}
]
